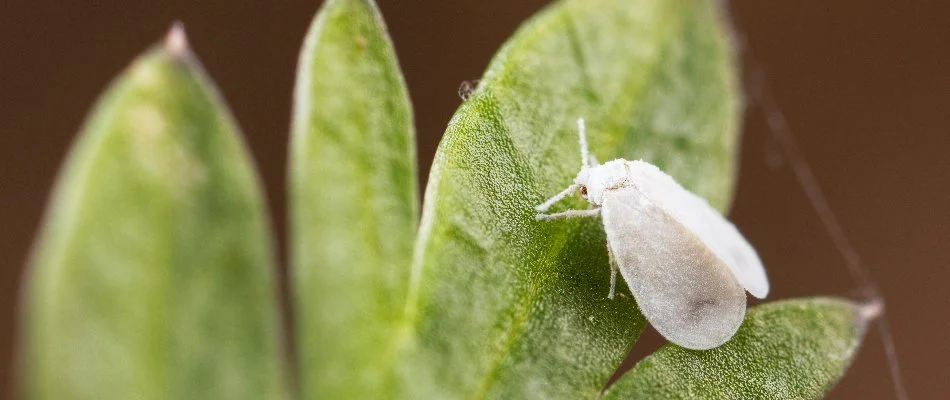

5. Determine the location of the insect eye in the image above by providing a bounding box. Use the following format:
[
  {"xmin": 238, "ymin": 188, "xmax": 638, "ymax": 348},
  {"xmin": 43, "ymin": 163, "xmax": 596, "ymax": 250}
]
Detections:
[{"xmin": 580, "ymin": 186, "xmax": 588, "ymax": 196}]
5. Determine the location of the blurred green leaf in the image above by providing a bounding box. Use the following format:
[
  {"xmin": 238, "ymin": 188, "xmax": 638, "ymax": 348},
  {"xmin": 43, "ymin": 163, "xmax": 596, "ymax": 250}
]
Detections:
[
  {"xmin": 397, "ymin": 0, "xmax": 741, "ymax": 398},
  {"xmin": 23, "ymin": 28, "xmax": 288, "ymax": 400},
  {"xmin": 605, "ymin": 298, "xmax": 869, "ymax": 399},
  {"xmin": 288, "ymin": 0, "xmax": 417, "ymax": 398}
]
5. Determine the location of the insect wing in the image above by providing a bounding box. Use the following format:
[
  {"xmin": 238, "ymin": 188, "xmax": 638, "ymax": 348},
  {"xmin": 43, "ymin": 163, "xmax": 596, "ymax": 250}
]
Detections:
[
  {"xmin": 627, "ymin": 161, "xmax": 769, "ymax": 298},
  {"xmin": 602, "ymin": 187, "xmax": 746, "ymax": 350},
  {"xmin": 693, "ymin": 203, "xmax": 770, "ymax": 298}
]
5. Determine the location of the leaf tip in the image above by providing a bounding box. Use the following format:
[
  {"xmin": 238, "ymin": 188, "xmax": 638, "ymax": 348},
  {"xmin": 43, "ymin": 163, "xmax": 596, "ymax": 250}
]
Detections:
[
  {"xmin": 856, "ymin": 296, "xmax": 883, "ymax": 322},
  {"xmin": 163, "ymin": 21, "xmax": 191, "ymax": 59}
]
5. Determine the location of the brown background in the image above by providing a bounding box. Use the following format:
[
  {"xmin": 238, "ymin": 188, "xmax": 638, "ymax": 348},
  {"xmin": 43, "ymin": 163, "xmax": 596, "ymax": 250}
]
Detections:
[{"xmin": 1, "ymin": 1, "xmax": 948, "ymax": 398}]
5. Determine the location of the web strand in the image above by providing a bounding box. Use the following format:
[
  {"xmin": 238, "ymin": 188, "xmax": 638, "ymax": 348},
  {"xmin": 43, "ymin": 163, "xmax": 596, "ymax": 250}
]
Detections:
[{"xmin": 745, "ymin": 61, "xmax": 908, "ymax": 400}]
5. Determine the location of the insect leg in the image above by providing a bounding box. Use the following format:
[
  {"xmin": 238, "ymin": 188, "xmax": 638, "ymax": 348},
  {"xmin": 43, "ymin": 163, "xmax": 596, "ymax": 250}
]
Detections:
[
  {"xmin": 608, "ymin": 245, "xmax": 618, "ymax": 299},
  {"xmin": 535, "ymin": 184, "xmax": 579, "ymax": 212},
  {"xmin": 535, "ymin": 208, "xmax": 601, "ymax": 221}
]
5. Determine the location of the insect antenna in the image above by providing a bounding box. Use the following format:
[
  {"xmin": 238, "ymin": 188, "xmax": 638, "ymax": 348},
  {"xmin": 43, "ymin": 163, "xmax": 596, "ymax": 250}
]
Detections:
[{"xmin": 577, "ymin": 117, "xmax": 591, "ymax": 169}]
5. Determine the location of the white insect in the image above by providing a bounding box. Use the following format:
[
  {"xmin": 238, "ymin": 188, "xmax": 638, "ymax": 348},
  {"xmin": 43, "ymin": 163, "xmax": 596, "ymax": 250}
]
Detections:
[{"xmin": 535, "ymin": 118, "xmax": 769, "ymax": 350}]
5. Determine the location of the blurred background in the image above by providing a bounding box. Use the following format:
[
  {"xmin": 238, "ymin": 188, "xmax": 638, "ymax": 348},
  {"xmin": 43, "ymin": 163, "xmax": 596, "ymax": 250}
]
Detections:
[{"xmin": 1, "ymin": 0, "xmax": 947, "ymax": 398}]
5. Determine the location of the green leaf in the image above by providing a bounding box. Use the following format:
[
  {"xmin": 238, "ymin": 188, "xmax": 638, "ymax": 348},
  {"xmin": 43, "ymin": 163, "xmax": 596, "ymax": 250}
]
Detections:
[
  {"xmin": 22, "ymin": 27, "xmax": 288, "ymax": 400},
  {"xmin": 605, "ymin": 298, "xmax": 869, "ymax": 399},
  {"xmin": 397, "ymin": 0, "xmax": 740, "ymax": 398},
  {"xmin": 288, "ymin": 0, "xmax": 417, "ymax": 398}
]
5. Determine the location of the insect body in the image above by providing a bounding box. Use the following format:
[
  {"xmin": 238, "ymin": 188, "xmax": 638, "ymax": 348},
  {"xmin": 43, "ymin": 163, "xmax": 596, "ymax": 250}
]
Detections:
[{"xmin": 535, "ymin": 118, "xmax": 769, "ymax": 350}]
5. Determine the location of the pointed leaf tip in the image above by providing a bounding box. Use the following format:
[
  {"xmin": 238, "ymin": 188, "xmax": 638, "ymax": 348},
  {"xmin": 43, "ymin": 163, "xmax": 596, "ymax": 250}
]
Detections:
[
  {"xmin": 857, "ymin": 297, "xmax": 883, "ymax": 322},
  {"xmin": 163, "ymin": 21, "xmax": 190, "ymax": 58}
]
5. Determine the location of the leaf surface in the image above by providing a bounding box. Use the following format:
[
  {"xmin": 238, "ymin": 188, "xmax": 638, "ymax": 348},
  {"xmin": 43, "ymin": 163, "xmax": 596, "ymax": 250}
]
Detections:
[
  {"xmin": 605, "ymin": 298, "xmax": 869, "ymax": 399},
  {"xmin": 23, "ymin": 28, "xmax": 288, "ymax": 400},
  {"xmin": 398, "ymin": 0, "xmax": 741, "ymax": 398},
  {"xmin": 288, "ymin": 0, "xmax": 418, "ymax": 398}
]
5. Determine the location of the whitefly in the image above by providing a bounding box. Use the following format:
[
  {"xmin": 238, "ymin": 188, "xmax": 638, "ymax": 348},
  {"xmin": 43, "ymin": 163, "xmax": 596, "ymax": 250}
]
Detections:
[{"xmin": 535, "ymin": 118, "xmax": 769, "ymax": 350}]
